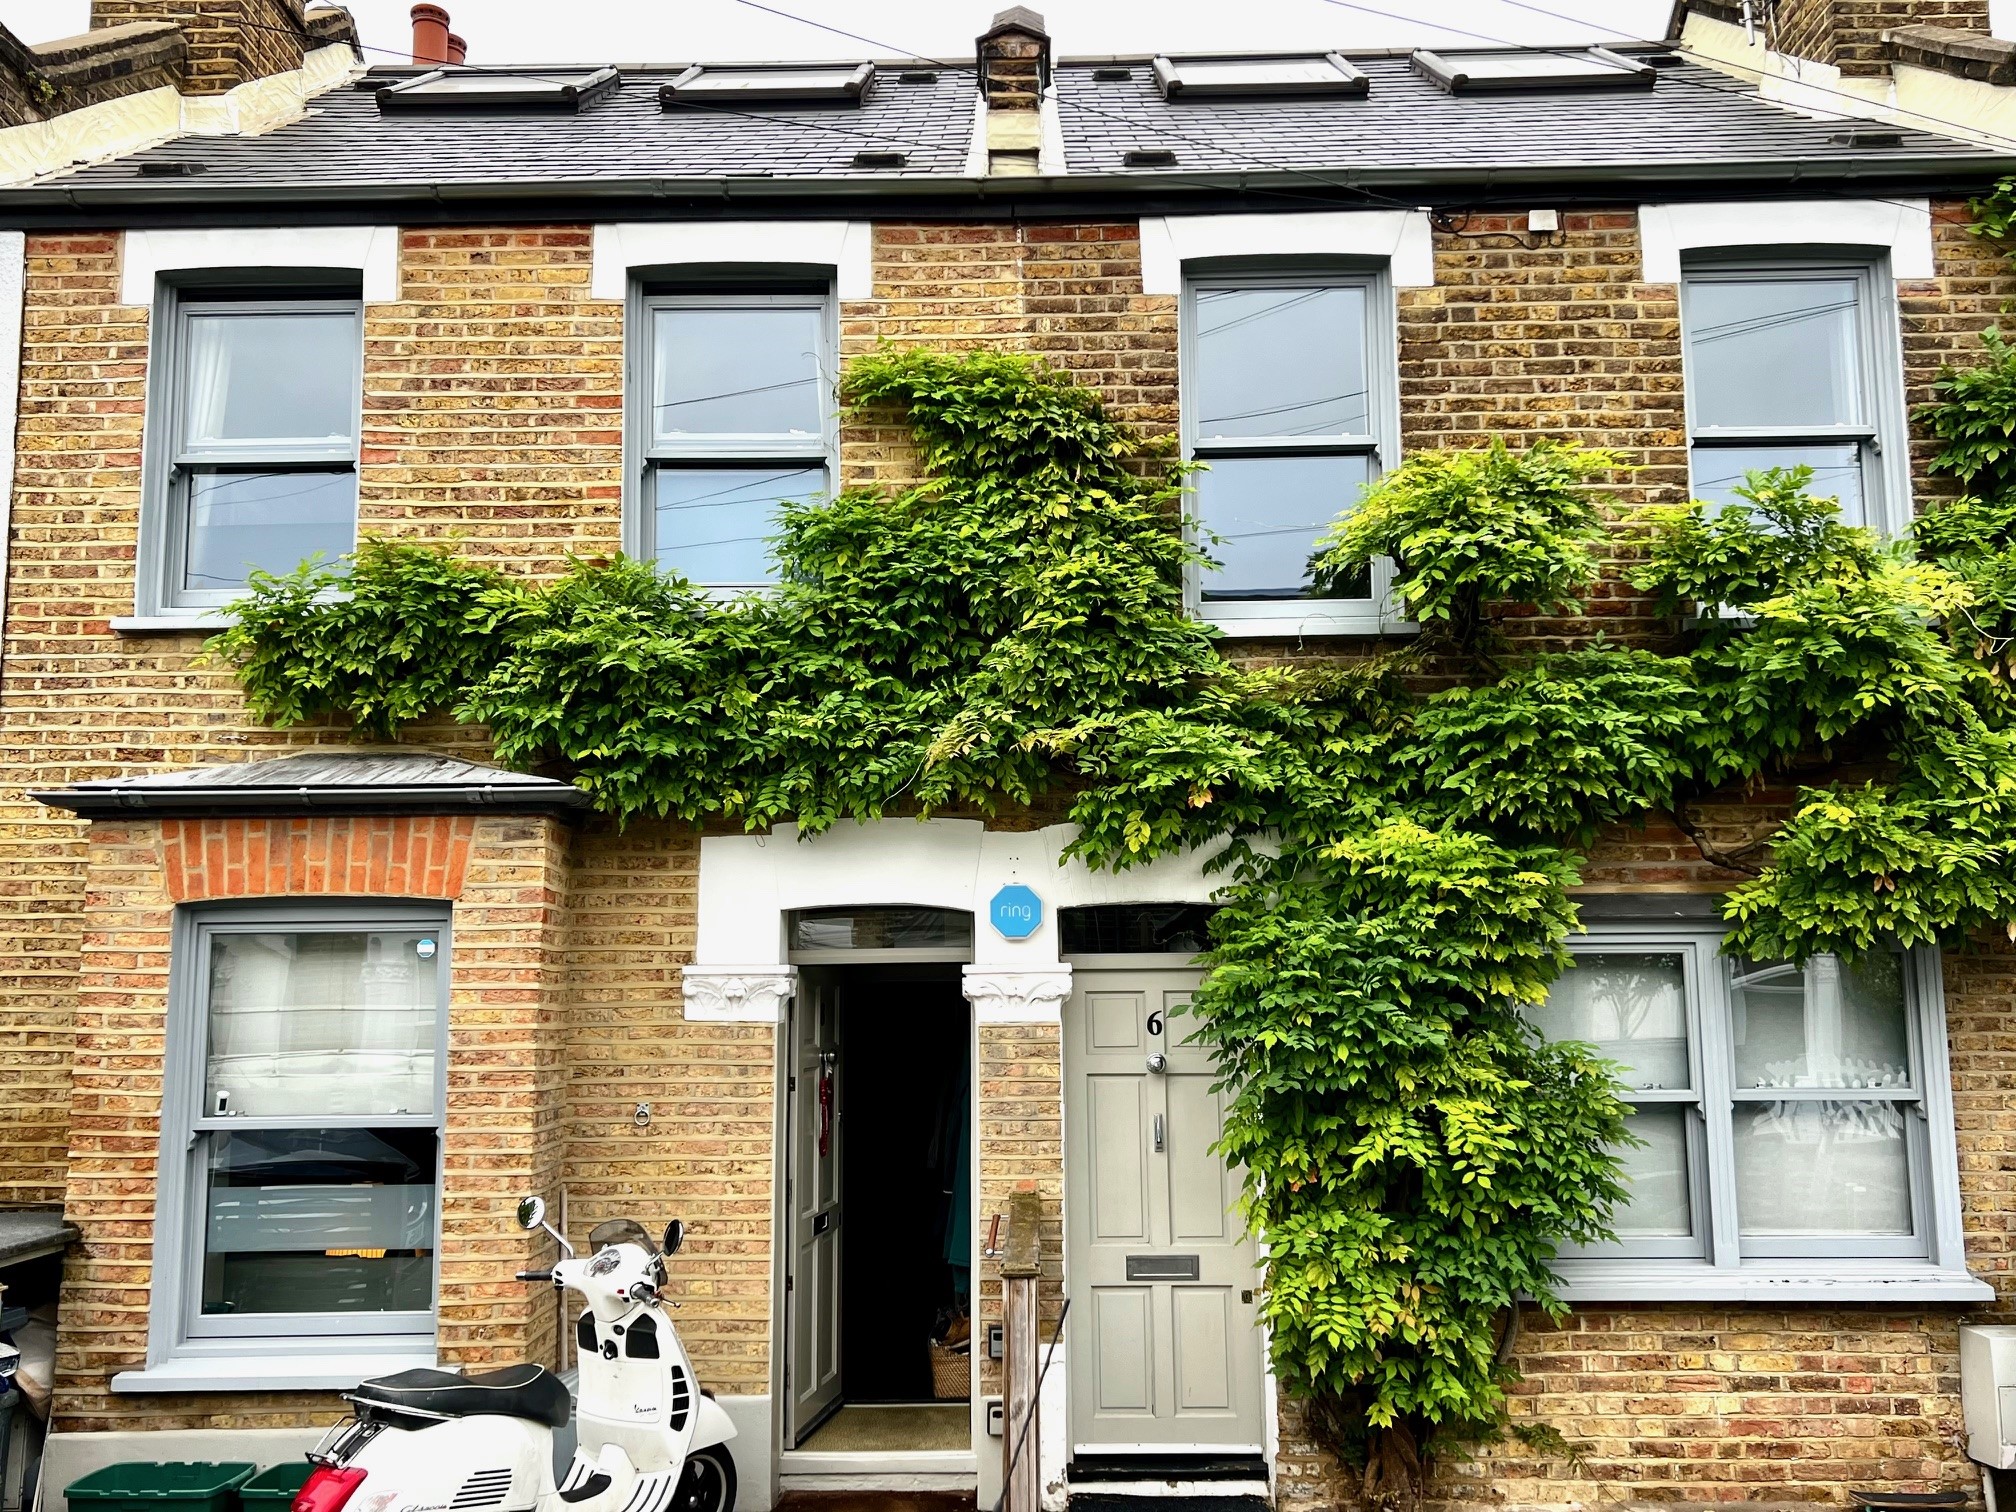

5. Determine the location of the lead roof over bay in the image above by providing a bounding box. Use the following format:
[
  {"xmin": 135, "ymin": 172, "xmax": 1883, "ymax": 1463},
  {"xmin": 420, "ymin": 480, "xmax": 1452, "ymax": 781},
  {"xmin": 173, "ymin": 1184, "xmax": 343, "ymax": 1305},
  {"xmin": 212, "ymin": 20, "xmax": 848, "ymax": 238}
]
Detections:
[{"xmin": 0, "ymin": 42, "xmax": 2000, "ymax": 212}]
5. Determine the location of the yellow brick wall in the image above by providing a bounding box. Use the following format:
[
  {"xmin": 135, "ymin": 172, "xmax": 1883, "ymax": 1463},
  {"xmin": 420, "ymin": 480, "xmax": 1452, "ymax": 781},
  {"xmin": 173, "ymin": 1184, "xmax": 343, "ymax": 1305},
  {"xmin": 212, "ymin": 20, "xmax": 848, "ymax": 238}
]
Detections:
[{"xmin": 0, "ymin": 207, "xmax": 2012, "ymax": 1510}]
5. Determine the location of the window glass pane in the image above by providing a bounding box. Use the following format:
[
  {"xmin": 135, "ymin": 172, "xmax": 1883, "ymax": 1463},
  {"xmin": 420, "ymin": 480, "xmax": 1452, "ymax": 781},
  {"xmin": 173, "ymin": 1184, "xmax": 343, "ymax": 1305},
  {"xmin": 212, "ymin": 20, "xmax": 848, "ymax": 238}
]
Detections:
[
  {"xmin": 1528, "ymin": 953, "xmax": 1690, "ymax": 1090},
  {"xmin": 1612, "ymin": 1107, "xmax": 1692, "ymax": 1237},
  {"xmin": 653, "ymin": 464, "xmax": 824, "ymax": 586},
  {"xmin": 206, "ymin": 930, "xmax": 439, "ymax": 1118},
  {"xmin": 1733, "ymin": 1099, "xmax": 1912, "ymax": 1235},
  {"xmin": 790, "ymin": 907, "xmax": 973, "ymax": 952},
  {"xmin": 652, "ymin": 305, "xmax": 825, "ymax": 442},
  {"xmin": 1731, "ymin": 953, "xmax": 1911, "ymax": 1090},
  {"xmin": 201, "ymin": 1126, "xmax": 436, "ymax": 1316},
  {"xmin": 1195, "ymin": 453, "xmax": 1370, "ymax": 601},
  {"xmin": 1193, "ymin": 286, "xmax": 1368, "ymax": 440},
  {"xmin": 183, "ymin": 469, "xmax": 356, "ymax": 593},
  {"xmin": 182, "ymin": 310, "xmax": 357, "ymax": 449},
  {"xmin": 1686, "ymin": 277, "xmax": 1862, "ymax": 431},
  {"xmin": 1690, "ymin": 442, "xmax": 1865, "ymax": 527}
]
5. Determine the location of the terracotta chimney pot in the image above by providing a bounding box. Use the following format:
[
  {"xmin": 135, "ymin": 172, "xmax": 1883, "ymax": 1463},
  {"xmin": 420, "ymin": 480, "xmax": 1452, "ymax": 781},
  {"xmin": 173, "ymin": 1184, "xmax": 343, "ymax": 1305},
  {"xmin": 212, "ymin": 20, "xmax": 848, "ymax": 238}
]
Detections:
[
  {"xmin": 447, "ymin": 32, "xmax": 468, "ymax": 65},
  {"xmin": 411, "ymin": 3, "xmax": 451, "ymax": 66}
]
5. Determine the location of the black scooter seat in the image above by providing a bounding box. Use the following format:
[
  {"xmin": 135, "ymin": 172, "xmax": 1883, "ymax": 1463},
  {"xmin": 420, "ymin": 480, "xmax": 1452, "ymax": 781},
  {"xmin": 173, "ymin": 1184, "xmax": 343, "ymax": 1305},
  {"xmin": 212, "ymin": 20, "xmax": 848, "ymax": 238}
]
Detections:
[{"xmin": 348, "ymin": 1364, "xmax": 571, "ymax": 1429}]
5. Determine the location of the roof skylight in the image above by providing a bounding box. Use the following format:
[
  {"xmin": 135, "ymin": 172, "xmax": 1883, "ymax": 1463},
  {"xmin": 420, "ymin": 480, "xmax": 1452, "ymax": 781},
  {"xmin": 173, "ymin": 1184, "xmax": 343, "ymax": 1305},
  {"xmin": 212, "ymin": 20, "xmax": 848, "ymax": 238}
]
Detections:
[
  {"xmin": 375, "ymin": 66, "xmax": 619, "ymax": 113},
  {"xmin": 1411, "ymin": 47, "xmax": 1655, "ymax": 93},
  {"xmin": 1152, "ymin": 53, "xmax": 1369, "ymax": 100},
  {"xmin": 660, "ymin": 62, "xmax": 875, "ymax": 107}
]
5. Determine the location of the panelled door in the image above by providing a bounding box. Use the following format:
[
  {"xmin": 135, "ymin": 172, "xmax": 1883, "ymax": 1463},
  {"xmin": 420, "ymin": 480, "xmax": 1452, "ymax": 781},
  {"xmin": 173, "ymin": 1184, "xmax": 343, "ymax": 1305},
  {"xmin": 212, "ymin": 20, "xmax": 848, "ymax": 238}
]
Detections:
[
  {"xmin": 786, "ymin": 969, "xmax": 842, "ymax": 1445},
  {"xmin": 1064, "ymin": 964, "xmax": 1264, "ymax": 1454}
]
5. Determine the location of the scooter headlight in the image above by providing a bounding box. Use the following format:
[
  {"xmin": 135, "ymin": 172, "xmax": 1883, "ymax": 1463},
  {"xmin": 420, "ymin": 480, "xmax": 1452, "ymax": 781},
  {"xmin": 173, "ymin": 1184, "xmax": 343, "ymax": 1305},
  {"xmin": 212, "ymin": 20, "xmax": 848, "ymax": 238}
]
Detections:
[{"xmin": 293, "ymin": 1466, "xmax": 368, "ymax": 1512}]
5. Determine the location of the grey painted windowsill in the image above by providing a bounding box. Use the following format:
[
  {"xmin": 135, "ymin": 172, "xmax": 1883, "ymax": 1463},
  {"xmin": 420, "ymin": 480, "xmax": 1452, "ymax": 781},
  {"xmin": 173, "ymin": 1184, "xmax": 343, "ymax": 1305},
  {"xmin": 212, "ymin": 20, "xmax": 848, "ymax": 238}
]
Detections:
[
  {"xmin": 112, "ymin": 1348, "xmax": 439, "ymax": 1394},
  {"xmin": 1548, "ymin": 1262, "xmax": 1993, "ymax": 1303}
]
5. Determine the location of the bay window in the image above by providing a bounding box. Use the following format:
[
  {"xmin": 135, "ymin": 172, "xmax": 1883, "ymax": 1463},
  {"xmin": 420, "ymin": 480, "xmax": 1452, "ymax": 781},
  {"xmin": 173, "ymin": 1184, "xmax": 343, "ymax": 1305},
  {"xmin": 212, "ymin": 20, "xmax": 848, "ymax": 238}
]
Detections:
[{"xmin": 155, "ymin": 904, "xmax": 447, "ymax": 1362}]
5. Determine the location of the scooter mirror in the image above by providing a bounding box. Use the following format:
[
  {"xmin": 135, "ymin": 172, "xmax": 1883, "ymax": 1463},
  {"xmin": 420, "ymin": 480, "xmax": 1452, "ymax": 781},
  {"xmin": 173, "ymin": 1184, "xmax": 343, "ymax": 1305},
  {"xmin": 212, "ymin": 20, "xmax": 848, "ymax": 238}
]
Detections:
[
  {"xmin": 517, "ymin": 1196, "xmax": 546, "ymax": 1232},
  {"xmin": 662, "ymin": 1219, "xmax": 685, "ymax": 1256}
]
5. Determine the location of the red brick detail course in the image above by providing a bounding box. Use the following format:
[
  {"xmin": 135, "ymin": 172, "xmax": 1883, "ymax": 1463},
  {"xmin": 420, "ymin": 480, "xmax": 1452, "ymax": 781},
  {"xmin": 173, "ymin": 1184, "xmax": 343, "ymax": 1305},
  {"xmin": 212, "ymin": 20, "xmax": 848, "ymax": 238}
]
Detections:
[{"xmin": 158, "ymin": 815, "xmax": 479, "ymax": 902}]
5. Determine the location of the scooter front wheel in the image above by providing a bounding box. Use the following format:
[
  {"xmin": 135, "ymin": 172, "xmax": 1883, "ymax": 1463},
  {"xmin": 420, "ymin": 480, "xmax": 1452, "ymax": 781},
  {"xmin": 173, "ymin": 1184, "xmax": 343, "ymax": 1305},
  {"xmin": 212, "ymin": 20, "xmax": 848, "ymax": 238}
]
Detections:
[{"xmin": 672, "ymin": 1446, "xmax": 736, "ymax": 1512}]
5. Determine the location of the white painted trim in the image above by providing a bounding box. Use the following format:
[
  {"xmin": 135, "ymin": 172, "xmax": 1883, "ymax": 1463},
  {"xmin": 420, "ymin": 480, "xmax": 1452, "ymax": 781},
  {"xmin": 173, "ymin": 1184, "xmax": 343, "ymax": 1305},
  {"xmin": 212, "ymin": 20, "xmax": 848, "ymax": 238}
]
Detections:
[
  {"xmin": 1639, "ymin": 198, "xmax": 1934, "ymax": 284},
  {"xmin": 681, "ymin": 965, "xmax": 797, "ymax": 1022},
  {"xmin": 111, "ymin": 1348, "xmax": 437, "ymax": 1392},
  {"xmin": 779, "ymin": 1451, "xmax": 978, "ymax": 1476},
  {"xmin": 1549, "ymin": 1263, "xmax": 1992, "ymax": 1302},
  {"xmin": 591, "ymin": 221, "xmax": 873, "ymax": 302},
  {"xmin": 1139, "ymin": 210, "xmax": 1436, "ymax": 294},
  {"xmin": 963, "ymin": 966, "xmax": 1072, "ymax": 1024},
  {"xmin": 693, "ymin": 819, "xmax": 1226, "ymax": 970},
  {"xmin": 120, "ymin": 225, "xmax": 401, "ymax": 305}
]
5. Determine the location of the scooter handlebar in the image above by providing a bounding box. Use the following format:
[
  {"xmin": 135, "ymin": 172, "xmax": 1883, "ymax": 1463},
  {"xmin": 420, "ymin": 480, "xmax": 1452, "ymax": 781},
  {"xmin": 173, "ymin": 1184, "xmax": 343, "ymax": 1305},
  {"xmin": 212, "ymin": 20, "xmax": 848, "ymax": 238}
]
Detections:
[{"xmin": 515, "ymin": 1269, "xmax": 554, "ymax": 1282}]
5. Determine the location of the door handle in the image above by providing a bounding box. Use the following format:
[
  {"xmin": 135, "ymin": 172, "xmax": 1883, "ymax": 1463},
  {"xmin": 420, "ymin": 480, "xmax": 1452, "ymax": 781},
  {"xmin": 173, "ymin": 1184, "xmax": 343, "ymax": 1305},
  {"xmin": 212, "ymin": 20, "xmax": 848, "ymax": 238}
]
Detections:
[
  {"xmin": 1153, "ymin": 1113, "xmax": 1165, "ymax": 1153},
  {"xmin": 1146, "ymin": 1054, "xmax": 1167, "ymax": 1075}
]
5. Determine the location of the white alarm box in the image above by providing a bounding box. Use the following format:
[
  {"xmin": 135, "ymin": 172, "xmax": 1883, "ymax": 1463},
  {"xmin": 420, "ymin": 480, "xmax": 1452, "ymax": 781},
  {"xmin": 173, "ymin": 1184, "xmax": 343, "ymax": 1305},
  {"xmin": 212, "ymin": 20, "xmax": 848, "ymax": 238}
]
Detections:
[{"xmin": 1961, "ymin": 1325, "xmax": 2016, "ymax": 1467}]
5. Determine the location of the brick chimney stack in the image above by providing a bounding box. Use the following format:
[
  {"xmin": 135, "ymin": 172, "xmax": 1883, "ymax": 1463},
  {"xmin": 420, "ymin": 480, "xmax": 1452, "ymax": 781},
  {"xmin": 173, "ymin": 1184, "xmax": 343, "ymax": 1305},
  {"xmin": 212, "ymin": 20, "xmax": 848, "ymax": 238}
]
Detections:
[
  {"xmin": 1759, "ymin": 0, "xmax": 1989, "ymax": 74},
  {"xmin": 86, "ymin": 0, "xmax": 317, "ymax": 92},
  {"xmin": 978, "ymin": 6, "xmax": 1049, "ymax": 176},
  {"xmin": 410, "ymin": 3, "xmax": 450, "ymax": 65}
]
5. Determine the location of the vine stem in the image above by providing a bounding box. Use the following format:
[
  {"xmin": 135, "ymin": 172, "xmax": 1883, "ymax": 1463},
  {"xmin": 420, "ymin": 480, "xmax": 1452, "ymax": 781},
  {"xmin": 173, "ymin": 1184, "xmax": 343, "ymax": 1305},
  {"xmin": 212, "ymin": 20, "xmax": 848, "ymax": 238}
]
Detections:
[{"xmin": 1668, "ymin": 791, "xmax": 1771, "ymax": 877}]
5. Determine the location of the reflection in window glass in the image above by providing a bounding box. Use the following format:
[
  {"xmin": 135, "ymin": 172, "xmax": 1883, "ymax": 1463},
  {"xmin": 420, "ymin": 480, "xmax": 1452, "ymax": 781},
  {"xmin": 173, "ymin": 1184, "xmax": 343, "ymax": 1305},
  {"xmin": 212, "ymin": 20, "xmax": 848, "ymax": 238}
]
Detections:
[
  {"xmin": 1195, "ymin": 453, "xmax": 1370, "ymax": 601},
  {"xmin": 1730, "ymin": 953, "xmax": 1910, "ymax": 1090},
  {"xmin": 651, "ymin": 305, "xmax": 825, "ymax": 442},
  {"xmin": 790, "ymin": 907, "xmax": 974, "ymax": 951},
  {"xmin": 1528, "ymin": 953, "xmax": 1689, "ymax": 1090},
  {"xmin": 1613, "ymin": 1107, "xmax": 1692, "ymax": 1237},
  {"xmin": 182, "ymin": 311, "xmax": 358, "ymax": 449},
  {"xmin": 1193, "ymin": 286, "xmax": 1368, "ymax": 441},
  {"xmin": 653, "ymin": 465, "xmax": 825, "ymax": 588},
  {"xmin": 1688, "ymin": 443, "xmax": 1865, "ymax": 527},
  {"xmin": 183, "ymin": 470, "xmax": 356, "ymax": 592},
  {"xmin": 1686, "ymin": 278, "xmax": 1862, "ymax": 431},
  {"xmin": 1733, "ymin": 1099, "xmax": 1911, "ymax": 1235},
  {"xmin": 205, "ymin": 930, "xmax": 439, "ymax": 1118},
  {"xmin": 201, "ymin": 1126, "xmax": 437, "ymax": 1316}
]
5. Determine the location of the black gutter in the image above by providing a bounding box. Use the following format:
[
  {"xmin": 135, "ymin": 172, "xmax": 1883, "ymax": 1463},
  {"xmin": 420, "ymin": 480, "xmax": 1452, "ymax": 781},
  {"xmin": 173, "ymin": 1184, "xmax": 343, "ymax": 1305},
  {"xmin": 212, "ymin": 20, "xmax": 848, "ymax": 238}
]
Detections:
[
  {"xmin": 0, "ymin": 160, "xmax": 2008, "ymax": 230},
  {"xmin": 31, "ymin": 783, "xmax": 591, "ymax": 818}
]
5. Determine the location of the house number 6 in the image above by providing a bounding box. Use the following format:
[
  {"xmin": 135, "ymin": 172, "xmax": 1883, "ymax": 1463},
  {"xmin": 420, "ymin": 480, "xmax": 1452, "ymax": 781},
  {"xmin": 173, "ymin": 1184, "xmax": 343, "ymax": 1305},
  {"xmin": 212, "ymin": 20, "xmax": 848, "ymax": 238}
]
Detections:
[{"xmin": 1146, "ymin": 1008, "xmax": 1163, "ymax": 1036}]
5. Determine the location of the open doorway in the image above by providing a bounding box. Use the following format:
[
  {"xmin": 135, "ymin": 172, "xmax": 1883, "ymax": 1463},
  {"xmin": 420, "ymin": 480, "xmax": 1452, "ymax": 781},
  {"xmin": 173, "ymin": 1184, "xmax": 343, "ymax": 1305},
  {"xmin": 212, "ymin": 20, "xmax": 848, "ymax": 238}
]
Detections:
[{"xmin": 784, "ymin": 914, "xmax": 975, "ymax": 1463}]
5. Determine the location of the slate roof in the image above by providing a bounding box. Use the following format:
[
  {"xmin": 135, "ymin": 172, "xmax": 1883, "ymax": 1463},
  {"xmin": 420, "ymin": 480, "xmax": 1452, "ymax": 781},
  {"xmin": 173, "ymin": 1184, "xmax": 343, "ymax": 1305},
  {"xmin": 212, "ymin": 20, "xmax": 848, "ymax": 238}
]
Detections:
[
  {"xmin": 1050, "ymin": 52, "xmax": 1998, "ymax": 179},
  {"xmin": 34, "ymin": 749, "xmax": 588, "ymax": 817},
  {"xmin": 41, "ymin": 62, "xmax": 978, "ymax": 194},
  {"xmin": 6, "ymin": 45, "xmax": 2002, "ymax": 212}
]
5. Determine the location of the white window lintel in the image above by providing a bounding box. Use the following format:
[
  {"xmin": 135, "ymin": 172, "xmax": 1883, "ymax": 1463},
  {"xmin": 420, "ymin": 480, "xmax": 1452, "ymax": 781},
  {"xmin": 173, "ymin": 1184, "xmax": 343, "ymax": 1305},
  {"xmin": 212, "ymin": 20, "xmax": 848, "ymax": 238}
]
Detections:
[
  {"xmin": 121, "ymin": 226, "xmax": 400, "ymax": 305},
  {"xmin": 1141, "ymin": 209, "xmax": 1436, "ymax": 295},
  {"xmin": 1640, "ymin": 198, "xmax": 1933, "ymax": 284},
  {"xmin": 593, "ymin": 221, "xmax": 872, "ymax": 302}
]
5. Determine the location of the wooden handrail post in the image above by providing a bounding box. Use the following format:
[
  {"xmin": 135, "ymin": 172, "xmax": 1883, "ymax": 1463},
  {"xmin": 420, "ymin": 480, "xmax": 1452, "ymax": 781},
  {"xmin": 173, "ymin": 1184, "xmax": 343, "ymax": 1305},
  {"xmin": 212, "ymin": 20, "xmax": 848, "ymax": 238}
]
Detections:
[{"xmin": 1000, "ymin": 1184, "xmax": 1044, "ymax": 1512}]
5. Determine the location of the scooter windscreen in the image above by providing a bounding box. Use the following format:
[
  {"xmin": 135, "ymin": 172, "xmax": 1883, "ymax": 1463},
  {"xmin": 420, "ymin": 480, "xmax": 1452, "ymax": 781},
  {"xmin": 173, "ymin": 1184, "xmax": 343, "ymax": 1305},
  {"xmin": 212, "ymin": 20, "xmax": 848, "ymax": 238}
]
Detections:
[{"xmin": 587, "ymin": 1217, "xmax": 656, "ymax": 1253}]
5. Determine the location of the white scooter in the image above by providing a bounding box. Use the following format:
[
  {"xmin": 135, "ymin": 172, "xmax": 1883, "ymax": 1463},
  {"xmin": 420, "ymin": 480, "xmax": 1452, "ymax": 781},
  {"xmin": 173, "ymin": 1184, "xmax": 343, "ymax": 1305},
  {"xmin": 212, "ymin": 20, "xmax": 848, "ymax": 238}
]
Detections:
[{"xmin": 294, "ymin": 1198, "xmax": 739, "ymax": 1512}]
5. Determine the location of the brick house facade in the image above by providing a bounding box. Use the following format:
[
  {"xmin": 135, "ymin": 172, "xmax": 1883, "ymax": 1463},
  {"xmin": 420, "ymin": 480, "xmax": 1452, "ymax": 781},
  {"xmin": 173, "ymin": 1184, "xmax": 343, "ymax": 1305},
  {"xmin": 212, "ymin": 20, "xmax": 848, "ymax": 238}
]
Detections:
[{"xmin": 1, "ymin": 4, "xmax": 2015, "ymax": 1510}]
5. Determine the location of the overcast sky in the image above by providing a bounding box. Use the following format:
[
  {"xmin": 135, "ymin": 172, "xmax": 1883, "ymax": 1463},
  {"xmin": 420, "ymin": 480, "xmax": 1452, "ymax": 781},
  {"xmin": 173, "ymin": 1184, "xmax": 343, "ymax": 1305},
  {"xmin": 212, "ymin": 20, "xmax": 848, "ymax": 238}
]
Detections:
[{"xmin": 3, "ymin": 0, "xmax": 1673, "ymax": 66}]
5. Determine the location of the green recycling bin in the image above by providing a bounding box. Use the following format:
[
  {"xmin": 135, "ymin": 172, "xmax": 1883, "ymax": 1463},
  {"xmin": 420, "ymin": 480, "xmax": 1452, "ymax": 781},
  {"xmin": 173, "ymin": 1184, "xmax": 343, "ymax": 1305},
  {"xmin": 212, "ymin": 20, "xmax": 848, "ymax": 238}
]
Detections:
[
  {"xmin": 238, "ymin": 1463, "xmax": 313, "ymax": 1512},
  {"xmin": 64, "ymin": 1462, "xmax": 257, "ymax": 1512}
]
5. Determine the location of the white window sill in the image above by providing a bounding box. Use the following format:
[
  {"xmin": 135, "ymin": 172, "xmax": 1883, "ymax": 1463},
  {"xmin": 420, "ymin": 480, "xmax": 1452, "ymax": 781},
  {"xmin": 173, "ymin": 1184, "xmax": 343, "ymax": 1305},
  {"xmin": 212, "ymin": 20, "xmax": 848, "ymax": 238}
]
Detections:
[
  {"xmin": 112, "ymin": 1348, "xmax": 439, "ymax": 1394},
  {"xmin": 1204, "ymin": 605, "xmax": 1415, "ymax": 639},
  {"xmin": 109, "ymin": 615, "xmax": 234, "ymax": 635},
  {"xmin": 1548, "ymin": 1261, "xmax": 1992, "ymax": 1303}
]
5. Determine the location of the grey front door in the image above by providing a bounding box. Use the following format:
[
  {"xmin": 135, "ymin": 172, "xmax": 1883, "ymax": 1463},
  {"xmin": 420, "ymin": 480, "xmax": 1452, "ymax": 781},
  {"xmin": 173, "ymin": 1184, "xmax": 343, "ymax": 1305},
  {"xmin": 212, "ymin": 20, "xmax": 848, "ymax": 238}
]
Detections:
[
  {"xmin": 786, "ymin": 969, "xmax": 842, "ymax": 1444},
  {"xmin": 1064, "ymin": 964, "xmax": 1264, "ymax": 1454}
]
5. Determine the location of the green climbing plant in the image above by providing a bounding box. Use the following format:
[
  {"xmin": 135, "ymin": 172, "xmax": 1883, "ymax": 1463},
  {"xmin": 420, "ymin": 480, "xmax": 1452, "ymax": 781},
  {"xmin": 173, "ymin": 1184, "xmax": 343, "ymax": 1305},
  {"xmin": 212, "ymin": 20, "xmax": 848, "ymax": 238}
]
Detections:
[{"xmin": 210, "ymin": 339, "xmax": 2016, "ymax": 1502}]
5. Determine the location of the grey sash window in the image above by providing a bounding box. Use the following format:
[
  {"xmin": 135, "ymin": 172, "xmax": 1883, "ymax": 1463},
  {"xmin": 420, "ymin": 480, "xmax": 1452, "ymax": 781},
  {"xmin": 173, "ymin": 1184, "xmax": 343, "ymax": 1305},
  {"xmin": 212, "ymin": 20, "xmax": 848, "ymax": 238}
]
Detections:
[
  {"xmin": 1530, "ymin": 925, "xmax": 1967, "ymax": 1287},
  {"xmin": 632, "ymin": 289, "xmax": 835, "ymax": 589},
  {"xmin": 160, "ymin": 906, "xmax": 447, "ymax": 1351},
  {"xmin": 1680, "ymin": 260, "xmax": 1908, "ymax": 532},
  {"xmin": 1182, "ymin": 270, "xmax": 1397, "ymax": 632},
  {"xmin": 148, "ymin": 295, "xmax": 363, "ymax": 613}
]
